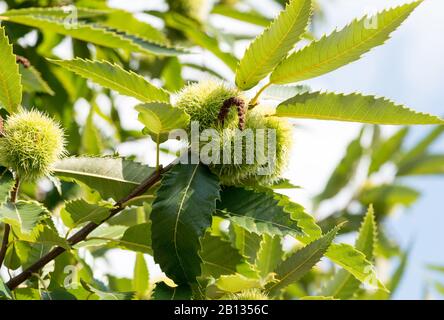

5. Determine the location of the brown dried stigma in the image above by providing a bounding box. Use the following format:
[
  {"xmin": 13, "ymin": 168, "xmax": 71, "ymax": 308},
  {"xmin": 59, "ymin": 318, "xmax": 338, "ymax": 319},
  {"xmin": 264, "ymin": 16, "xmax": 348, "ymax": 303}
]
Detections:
[
  {"xmin": 16, "ymin": 55, "xmax": 31, "ymax": 68},
  {"xmin": 218, "ymin": 97, "xmax": 246, "ymax": 130}
]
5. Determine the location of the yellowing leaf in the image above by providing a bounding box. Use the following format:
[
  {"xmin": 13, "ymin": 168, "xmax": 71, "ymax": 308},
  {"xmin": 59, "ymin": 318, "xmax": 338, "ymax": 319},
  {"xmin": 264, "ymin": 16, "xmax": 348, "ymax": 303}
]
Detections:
[{"xmin": 276, "ymin": 92, "xmax": 444, "ymax": 125}]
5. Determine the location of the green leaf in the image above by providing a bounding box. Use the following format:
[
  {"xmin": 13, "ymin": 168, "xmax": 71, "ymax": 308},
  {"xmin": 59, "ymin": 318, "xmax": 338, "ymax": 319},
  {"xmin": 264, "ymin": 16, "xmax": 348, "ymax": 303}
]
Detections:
[
  {"xmin": 133, "ymin": 253, "xmax": 149, "ymax": 297},
  {"xmin": 255, "ymin": 234, "xmax": 283, "ymax": 278},
  {"xmin": 322, "ymin": 206, "xmax": 377, "ymax": 299},
  {"xmin": 300, "ymin": 296, "xmax": 335, "ymax": 300},
  {"xmin": 19, "ymin": 65, "xmax": 54, "ymax": 95},
  {"xmin": 0, "ymin": 169, "xmax": 14, "ymax": 206},
  {"xmin": 397, "ymin": 154, "xmax": 444, "ymax": 176},
  {"xmin": 270, "ymin": 1, "xmax": 423, "ymax": 84},
  {"xmin": 3, "ymin": 15, "xmax": 185, "ymax": 56},
  {"xmin": 164, "ymin": 13, "xmax": 238, "ymax": 71},
  {"xmin": 262, "ymin": 84, "xmax": 310, "ymax": 101},
  {"xmin": 387, "ymin": 250, "xmax": 410, "ymax": 298},
  {"xmin": 107, "ymin": 276, "xmax": 133, "ymax": 292},
  {"xmin": 0, "ymin": 26, "xmax": 22, "ymax": 113},
  {"xmin": 325, "ymin": 243, "xmax": 384, "ymax": 292},
  {"xmin": 118, "ymin": 223, "xmax": 152, "ymax": 254},
  {"xmin": 61, "ymin": 199, "xmax": 111, "ymax": 228},
  {"xmin": 136, "ymin": 103, "xmax": 190, "ymax": 143},
  {"xmin": 103, "ymin": 9, "xmax": 167, "ymax": 44},
  {"xmin": 153, "ymin": 282, "xmax": 191, "ymax": 300},
  {"xmin": 0, "ymin": 278, "xmax": 12, "ymax": 300},
  {"xmin": 229, "ymin": 223, "xmax": 262, "ymax": 264},
  {"xmin": 397, "ymin": 126, "xmax": 444, "ymax": 168},
  {"xmin": 266, "ymin": 226, "xmax": 340, "ymax": 295},
  {"xmin": 49, "ymin": 59, "xmax": 170, "ymax": 103},
  {"xmin": 359, "ymin": 184, "xmax": 420, "ymax": 212},
  {"xmin": 200, "ymin": 232, "xmax": 243, "ymax": 278},
  {"xmin": 4, "ymin": 242, "xmax": 21, "ymax": 270},
  {"xmin": 276, "ymin": 91, "xmax": 444, "ymax": 125},
  {"xmin": 427, "ymin": 265, "xmax": 444, "ymax": 273},
  {"xmin": 151, "ymin": 164, "xmax": 220, "ymax": 284},
  {"xmin": 316, "ymin": 131, "xmax": 363, "ymax": 202},
  {"xmin": 15, "ymin": 224, "xmax": 70, "ymax": 250},
  {"xmin": 81, "ymin": 280, "xmax": 134, "ymax": 300},
  {"xmin": 270, "ymin": 178, "xmax": 300, "ymax": 190},
  {"xmin": 81, "ymin": 107, "xmax": 103, "ymax": 155},
  {"xmin": 369, "ymin": 128, "xmax": 409, "ymax": 174},
  {"xmin": 161, "ymin": 57, "xmax": 184, "ymax": 92},
  {"xmin": 14, "ymin": 288, "xmax": 40, "ymax": 300},
  {"xmin": 216, "ymin": 187, "xmax": 304, "ymax": 237},
  {"xmin": 211, "ymin": 5, "xmax": 270, "ymax": 27},
  {"xmin": 216, "ymin": 273, "xmax": 266, "ymax": 293},
  {"xmin": 41, "ymin": 288, "xmax": 77, "ymax": 300},
  {"xmin": 235, "ymin": 0, "xmax": 312, "ymax": 89},
  {"xmin": 2, "ymin": 7, "xmax": 110, "ymax": 19},
  {"xmin": 0, "ymin": 200, "xmax": 48, "ymax": 234},
  {"xmin": 76, "ymin": 225, "xmax": 127, "ymax": 248},
  {"xmin": 53, "ymin": 157, "xmax": 156, "ymax": 201}
]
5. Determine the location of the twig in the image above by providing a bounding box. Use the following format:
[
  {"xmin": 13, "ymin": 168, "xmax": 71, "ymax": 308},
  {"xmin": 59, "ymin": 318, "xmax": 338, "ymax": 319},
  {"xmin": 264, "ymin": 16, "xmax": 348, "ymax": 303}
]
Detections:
[
  {"xmin": 0, "ymin": 177, "xmax": 20, "ymax": 267},
  {"xmin": 6, "ymin": 162, "xmax": 175, "ymax": 290}
]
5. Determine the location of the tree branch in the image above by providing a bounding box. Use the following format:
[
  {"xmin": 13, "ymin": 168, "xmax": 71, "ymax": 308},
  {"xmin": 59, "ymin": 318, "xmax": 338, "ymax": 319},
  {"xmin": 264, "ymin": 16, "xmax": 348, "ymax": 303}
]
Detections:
[
  {"xmin": 6, "ymin": 162, "xmax": 175, "ymax": 290},
  {"xmin": 0, "ymin": 177, "xmax": 20, "ymax": 267}
]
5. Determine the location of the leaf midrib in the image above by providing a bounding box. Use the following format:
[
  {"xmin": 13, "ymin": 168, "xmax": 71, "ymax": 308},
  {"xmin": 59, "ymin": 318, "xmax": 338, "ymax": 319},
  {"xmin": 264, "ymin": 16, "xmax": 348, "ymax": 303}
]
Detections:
[
  {"xmin": 267, "ymin": 241, "xmax": 327, "ymax": 293},
  {"xmin": 62, "ymin": 62, "xmax": 162, "ymax": 102},
  {"xmin": 54, "ymin": 169, "xmax": 140, "ymax": 186},
  {"xmin": 239, "ymin": 0, "xmax": 308, "ymax": 86},
  {"xmin": 173, "ymin": 164, "xmax": 200, "ymax": 282}
]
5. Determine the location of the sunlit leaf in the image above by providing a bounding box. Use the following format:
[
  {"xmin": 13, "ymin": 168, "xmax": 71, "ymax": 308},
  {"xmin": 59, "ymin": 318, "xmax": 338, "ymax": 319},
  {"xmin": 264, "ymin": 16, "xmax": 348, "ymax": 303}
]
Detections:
[
  {"xmin": 0, "ymin": 26, "xmax": 21, "ymax": 113},
  {"xmin": 61, "ymin": 199, "xmax": 111, "ymax": 228},
  {"xmin": 3, "ymin": 15, "xmax": 185, "ymax": 56},
  {"xmin": 267, "ymin": 226, "xmax": 340, "ymax": 295},
  {"xmin": 236, "ymin": 0, "xmax": 312, "ymax": 89},
  {"xmin": 271, "ymin": 1, "xmax": 423, "ymax": 84},
  {"xmin": 276, "ymin": 92, "xmax": 444, "ymax": 125},
  {"xmin": 136, "ymin": 102, "xmax": 190, "ymax": 143},
  {"xmin": 53, "ymin": 157, "xmax": 156, "ymax": 201},
  {"xmin": 0, "ymin": 200, "xmax": 48, "ymax": 234},
  {"xmin": 49, "ymin": 59, "xmax": 170, "ymax": 103},
  {"xmin": 151, "ymin": 164, "xmax": 220, "ymax": 284},
  {"xmin": 322, "ymin": 206, "xmax": 377, "ymax": 299},
  {"xmin": 133, "ymin": 253, "xmax": 149, "ymax": 298}
]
